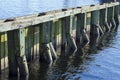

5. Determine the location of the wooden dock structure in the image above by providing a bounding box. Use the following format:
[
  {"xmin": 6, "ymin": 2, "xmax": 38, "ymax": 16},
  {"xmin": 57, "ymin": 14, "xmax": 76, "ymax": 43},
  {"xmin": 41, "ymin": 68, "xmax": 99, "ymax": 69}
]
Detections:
[{"xmin": 0, "ymin": 2, "xmax": 119, "ymax": 77}]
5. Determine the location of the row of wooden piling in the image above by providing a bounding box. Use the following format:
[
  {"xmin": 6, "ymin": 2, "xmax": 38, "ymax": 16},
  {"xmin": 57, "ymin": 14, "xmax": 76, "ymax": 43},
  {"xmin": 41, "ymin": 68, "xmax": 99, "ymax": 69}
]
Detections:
[{"xmin": 0, "ymin": 2, "xmax": 119, "ymax": 77}]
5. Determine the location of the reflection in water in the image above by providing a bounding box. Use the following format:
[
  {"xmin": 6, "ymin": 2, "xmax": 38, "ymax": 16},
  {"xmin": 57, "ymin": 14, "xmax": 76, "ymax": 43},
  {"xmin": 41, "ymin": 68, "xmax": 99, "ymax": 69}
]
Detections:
[{"xmin": 0, "ymin": 28, "xmax": 120, "ymax": 80}]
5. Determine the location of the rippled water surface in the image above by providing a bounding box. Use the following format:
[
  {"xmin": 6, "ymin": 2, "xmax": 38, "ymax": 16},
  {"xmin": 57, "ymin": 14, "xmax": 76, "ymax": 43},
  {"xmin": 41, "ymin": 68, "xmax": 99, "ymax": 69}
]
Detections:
[
  {"xmin": 0, "ymin": 0, "xmax": 100, "ymax": 19},
  {"xmin": 0, "ymin": 30, "xmax": 119, "ymax": 79},
  {"xmin": 27, "ymin": 27, "xmax": 120, "ymax": 80}
]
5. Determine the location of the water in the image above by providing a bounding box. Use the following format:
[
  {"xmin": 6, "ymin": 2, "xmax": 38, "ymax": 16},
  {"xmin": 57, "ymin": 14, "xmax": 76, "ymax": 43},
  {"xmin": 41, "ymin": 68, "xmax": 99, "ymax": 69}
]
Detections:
[
  {"xmin": 0, "ymin": 0, "xmax": 101, "ymax": 20},
  {"xmin": 26, "ymin": 27, "xmax": 120, "ymax": 80}
]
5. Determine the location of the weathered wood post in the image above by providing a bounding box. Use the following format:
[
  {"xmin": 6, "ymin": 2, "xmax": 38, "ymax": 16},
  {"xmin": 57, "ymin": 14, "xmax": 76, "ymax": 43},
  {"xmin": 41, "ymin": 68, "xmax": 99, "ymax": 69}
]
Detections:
[
  {"xmin": 107, "ymin": 6, "xmax": 116, "ymax": 31},
  {"xmin": 90, "ymin": 8, "xmax": 102, "ymax": 50},
  {"xmin": 50, "ymin": 21, "xmax": 58, "ymax": 60},
  {"xmin": 76, "ymin": 12, "xmax": 90, "ymax": 56},
  {"xmin": 61, "ymin": 15, "xmax": 77, "ymax": 55},
  {"xmin": 39, "ymin": 21, "xmax": 57, "ymax": 64},
  {"xmin": 76, "ymin": 13, "xmax": 89, "ymax": 48},
  {"xmin": 67, "ymin": 15, "xmax": 77, "ymax": 53},
  {"xmin": 0, "ymin": 33, "xmax": 1, "ymax": 74},
  {"xmin": 39, "ymin": 22, "xmax": 52, "ymax": 64},
  {"xmin": 76, "ymin": 14, "xmax": 81, "ymax": 47},
  {"xmin": 71, "ymin": 15, "xmax": 77, "ymax": 39},
  {"xmin": 61, "ymin": 17, "xmax": 67, "ymax": 54},
  {"xmin": 53, "ymin": 19, "xmax": 62, "ymax": 55},
  {"xmin": 7, "ymin": 28, "xmax": 29, "ymax": 77},
  {"xmin": 114, "ymin": 5, "xmax": 120, "ymax": 30},
  {"xmin": 100, "ymin": 8, "xmax": 110, "ymax": 32},
  {"xmin": 25, "ymin": 27, "xmax": 33, "ymax": 62},
  {"xmin": 0, "ymin": 33, "xmax": 8, "ymax": 74},
  {"xmin": 33, "ymin": 26, "xmax": 39, "ymax": 60}
]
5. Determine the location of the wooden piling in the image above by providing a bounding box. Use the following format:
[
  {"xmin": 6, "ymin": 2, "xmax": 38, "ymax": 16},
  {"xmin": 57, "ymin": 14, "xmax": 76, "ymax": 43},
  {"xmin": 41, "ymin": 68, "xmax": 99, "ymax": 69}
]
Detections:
[
  {"xmin": 7, "ymin": 31, "xmax": 18, "ymax": 76},
  {"xmin": 17, "ymin": 28, "xmax": 29, "ymax": 76},
  {"xmin": 76, "ymin": 14, "xmax": 81, "ymax": 47},
  {"xmin": 53, "ymin": 20, "xmax": 57, "ymax": 51},
  {"xmin": 1, "ymin": 33, "xmax": 5, "ymax": 73},
  {"xmin": 39, "ymin": 22, "xmax": 52, "ymax": 64},
  {"xmin": 69, "ymin": 15, "xmax": 77, "ymax": 53},
  {"xmin": 66, "ymin": 16, "xmax": 77, "ymax": 53},
  {"xmin": 55, "ymin": 19, "xmax": 62, "ymax": 55},
  {"xmin": 7, "ymin": 28, "xmax": 29, "ymax": 77},
  {"xmin": 90, "ymin": 10, "xmax": 100, "ymax": 50},
  {"xmin": 100, "ymin": 8, "xmax": 110, "ymax": 32},
  {"xmin": 71, "ymin": 15, "xmax": 77, "ymax": 39},
  {"xmin": 33, "ymin": 26, "xmax": 40, "ymax": 59},
  {"xmin": 27, "ymin": 27, "xmax": 34, "ymax": 61},
  {"xmin": 61, "ymin": 17, "xmax": 67, "ymax": 54},
  {"xmin": 76, "ymin": 13, "xmax": 89, "ymax": 48},
  {"xmin": 107, "ymin": 6, "xmax": 116, "ymax": 31},
  {"xmin": 86, "ymin": 12, "xmax": 91, "ymax": 36},
  {"xmin": 25, "ymin": 27, "xmax": 29, "ymax": 61},
  {"xmin": 49, "ymin": 21, "xmax": 57, "ymax": 60},
  {"xmin": 0, "ymin": 33, "xmax": 8, "ymax": 74},
  {"xmin": 4, "ymin": 32, "xmax": 8, "ymax": 72},
  {"xmin": 114, "ymin": 5, "xmax": 120, "ymax": 30},
  {"xmin": 61, "ymin": 16, "xmax": 77, "ymax": 55},
  {"xmin": 0, "ymin": 33, "xmax": 1, "ymax": 74}
]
